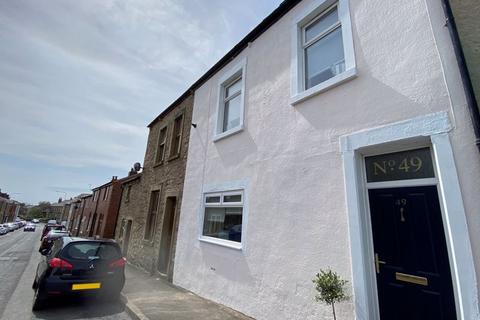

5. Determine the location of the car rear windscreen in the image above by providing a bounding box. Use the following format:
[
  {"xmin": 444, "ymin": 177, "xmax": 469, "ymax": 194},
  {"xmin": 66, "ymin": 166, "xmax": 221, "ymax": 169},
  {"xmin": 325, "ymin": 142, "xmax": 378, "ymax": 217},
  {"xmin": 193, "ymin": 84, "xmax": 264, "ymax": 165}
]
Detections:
[{"xmin": 62, "ymin": 242, "xmax": 121, "ymax": 261}]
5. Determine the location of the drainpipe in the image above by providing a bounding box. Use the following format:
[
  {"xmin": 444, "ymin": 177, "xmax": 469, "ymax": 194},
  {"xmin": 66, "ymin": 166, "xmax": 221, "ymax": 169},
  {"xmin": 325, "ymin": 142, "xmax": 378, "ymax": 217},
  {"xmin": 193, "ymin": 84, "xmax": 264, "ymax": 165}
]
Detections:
[{"xmin": 441, "ymin": 0, "xmax": 480, "ymax": 152}]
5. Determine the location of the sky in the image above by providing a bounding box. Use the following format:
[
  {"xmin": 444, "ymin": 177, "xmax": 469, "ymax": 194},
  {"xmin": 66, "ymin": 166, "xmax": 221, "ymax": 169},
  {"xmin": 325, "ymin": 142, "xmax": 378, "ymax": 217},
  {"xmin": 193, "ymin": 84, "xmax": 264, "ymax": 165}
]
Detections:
[{"xmin": 0, "ymin": 0, "xmax": 284, "ymax": 205}]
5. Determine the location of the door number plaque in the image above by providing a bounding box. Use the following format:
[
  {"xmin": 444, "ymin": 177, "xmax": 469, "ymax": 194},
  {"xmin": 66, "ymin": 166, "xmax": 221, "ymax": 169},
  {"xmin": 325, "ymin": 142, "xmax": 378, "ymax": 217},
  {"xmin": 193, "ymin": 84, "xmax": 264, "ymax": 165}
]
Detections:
[{"xmin": 365, "ymin": 148, "xmax": 434, "ymax": 183}]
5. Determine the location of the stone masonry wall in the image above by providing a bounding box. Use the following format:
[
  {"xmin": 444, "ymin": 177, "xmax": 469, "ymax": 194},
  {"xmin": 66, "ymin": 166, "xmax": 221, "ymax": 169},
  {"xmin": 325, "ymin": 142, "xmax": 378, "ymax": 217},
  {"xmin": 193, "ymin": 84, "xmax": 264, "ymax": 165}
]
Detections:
[{"xmin": 116, "ymin": 93, "xmax": 194, "ymax": 278}]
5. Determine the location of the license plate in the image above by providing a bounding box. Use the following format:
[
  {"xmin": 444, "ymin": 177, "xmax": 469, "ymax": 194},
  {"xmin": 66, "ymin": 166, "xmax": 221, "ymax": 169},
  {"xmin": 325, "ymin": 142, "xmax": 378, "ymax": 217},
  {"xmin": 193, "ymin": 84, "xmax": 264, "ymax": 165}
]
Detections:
[{"xmin": 72, "ymin": 283, "xmax": 101, "ymax": 290}]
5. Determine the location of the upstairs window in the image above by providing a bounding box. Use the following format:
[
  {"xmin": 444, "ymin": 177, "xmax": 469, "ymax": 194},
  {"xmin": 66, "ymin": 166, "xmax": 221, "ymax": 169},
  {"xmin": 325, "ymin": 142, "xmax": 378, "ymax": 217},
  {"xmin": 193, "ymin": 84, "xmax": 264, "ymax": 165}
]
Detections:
[
  {"xmin": 303, "ymin": 5, "xmax": 344, "ymax": 89},
  {"xmin": 103, "ymin": 187, "xmax": 109, "ymax": 201},
  {"xmin": 155, "ymin": 126, "xmax": 168, "ymax": 164},
  {"xmin": 170, "ymin": 114, "xmax": 184, "ymax": 158},
  {"xmin": 125, "ymin": 185, "xmax": 132, "ymax": 203},
  {"xmin": 222, "ymin": 77, "xmax": 242, "ymax": 132},
  {"xmin": 215, "ymin": 60, "xmax": 246, "ymax": 141},
  {"xmin": 291, "ymin": 0, "xmax": 356, "ymax": 104}
]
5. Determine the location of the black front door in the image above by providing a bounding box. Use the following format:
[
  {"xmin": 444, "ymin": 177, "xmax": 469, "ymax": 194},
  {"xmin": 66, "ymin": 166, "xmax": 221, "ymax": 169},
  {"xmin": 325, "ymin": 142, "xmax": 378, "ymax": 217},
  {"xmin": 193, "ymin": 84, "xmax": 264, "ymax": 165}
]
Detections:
[{"xmin": 369, "ymin": 186, "xmax": 456, "ymax": 320}]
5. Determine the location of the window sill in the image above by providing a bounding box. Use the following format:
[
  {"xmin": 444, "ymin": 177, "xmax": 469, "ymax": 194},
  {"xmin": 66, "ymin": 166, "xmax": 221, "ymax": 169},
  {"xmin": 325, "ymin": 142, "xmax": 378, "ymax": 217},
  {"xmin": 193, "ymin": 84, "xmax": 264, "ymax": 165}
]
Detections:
[
  {"xmin": 143, "ymin": 239, "xmax": 154, "ymax": 247},
  {"xmin": 168, "ymin": 154, "xmax": 180, "ymax": 162},
  {"xmin": 290, "ymin": 67, "xmax": 357, "ymax": 105},
  {"xmin": 199, "ymin": 236, "xmax": 243, "ymax": 250},
  {"xmin": 213, "ymin": 125, "xmax": 244, "ymax": 142},
  {"xmin": 153, "ymin": 161, "xmax": 164, "ymax": 168}
]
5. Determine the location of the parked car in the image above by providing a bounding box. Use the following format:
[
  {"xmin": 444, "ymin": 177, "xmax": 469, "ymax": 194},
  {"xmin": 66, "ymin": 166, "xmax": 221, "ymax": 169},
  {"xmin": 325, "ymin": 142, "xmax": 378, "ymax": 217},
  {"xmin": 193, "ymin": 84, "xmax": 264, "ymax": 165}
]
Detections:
[
  {"xmin": 39, "ymin": 230, "xmax": 71, "ymax": 254},
  {"xmin": 32, "ymin": 237, "xmax": 126, "ymax": 310},
  {"xmin": 24, "ymin": 223, "xmax": 36, "ymax": 232},
  {"xmin": 7, "ymin": 223, "xmax": 18, "ymax": 231},
  {"xmin": 0, "ymin": 225, "xmax": 8, "ymax": 235},
  {"xmin": 47, "ymin": 220, "xmax": 57, "ymax": 225},
  {"xmin": 41, "ymin": 224, "xmax": 66, "ymax": 241},
  {"xmin": 32, "ymin": 219, "xmax": 40, "ymax": 224},
  {"xmin": 1, "ymin": 223, "xmax": 13, "ymax": 232}
]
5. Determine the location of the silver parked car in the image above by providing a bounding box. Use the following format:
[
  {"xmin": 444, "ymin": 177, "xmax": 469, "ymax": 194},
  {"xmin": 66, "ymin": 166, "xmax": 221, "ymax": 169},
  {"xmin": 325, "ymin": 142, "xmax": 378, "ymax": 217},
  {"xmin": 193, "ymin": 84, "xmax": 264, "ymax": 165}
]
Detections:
[{"xmin": 0, "ymin": 225, "xmax": 8, "ymax": 235}]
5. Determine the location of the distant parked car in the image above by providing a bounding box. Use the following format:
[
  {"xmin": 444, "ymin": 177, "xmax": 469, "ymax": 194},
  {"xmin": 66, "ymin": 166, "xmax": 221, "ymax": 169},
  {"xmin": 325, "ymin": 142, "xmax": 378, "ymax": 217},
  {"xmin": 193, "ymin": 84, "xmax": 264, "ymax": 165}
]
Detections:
[
  {"xmin": 0, "ymin": 225, "xmax": 8, "ymax": 235},
  {"xmin": 32, "ymin": 219, "xmax": 40, "ymax": 224},
  {"xmin": 1, "ymin": 224, "xmax": 13, "ymax": 232},
  {"xmin": 24, "ymin": 223, "xmax": 36, "ymax": 232},
  {"xmin": 7, "ymin": 223, "xmax": 17, "ymax": 231},
  {"xmin": 47, "ymin": 220, "xmax": 57, "ymax": 225},
  {"xmin": 32, "ymin": 237, "xmax": 126, "ymax": 310},
  {"xmin": 41, "ymin": 224, "xmax": 66, "ymax": 241},
  {"xmin": 39, "ymin": 230, "xmax": 71, "ymax": 254}
]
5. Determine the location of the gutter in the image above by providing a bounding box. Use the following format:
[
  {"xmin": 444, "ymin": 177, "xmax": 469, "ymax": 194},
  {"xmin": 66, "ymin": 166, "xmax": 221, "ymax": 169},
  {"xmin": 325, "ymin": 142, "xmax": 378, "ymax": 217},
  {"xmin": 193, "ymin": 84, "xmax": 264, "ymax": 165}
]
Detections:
[{"xmin": 441, "ymin": 0, "xmax": 480, "ymax": 152}]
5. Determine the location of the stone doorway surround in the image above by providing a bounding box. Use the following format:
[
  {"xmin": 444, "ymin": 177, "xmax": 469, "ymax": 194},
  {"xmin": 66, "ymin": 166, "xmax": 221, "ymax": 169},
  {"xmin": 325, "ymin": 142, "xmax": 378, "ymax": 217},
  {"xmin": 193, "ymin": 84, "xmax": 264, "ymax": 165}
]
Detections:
[{"xmin": 340, "ymin": 111, "xmax": 479, "ymax": 320}]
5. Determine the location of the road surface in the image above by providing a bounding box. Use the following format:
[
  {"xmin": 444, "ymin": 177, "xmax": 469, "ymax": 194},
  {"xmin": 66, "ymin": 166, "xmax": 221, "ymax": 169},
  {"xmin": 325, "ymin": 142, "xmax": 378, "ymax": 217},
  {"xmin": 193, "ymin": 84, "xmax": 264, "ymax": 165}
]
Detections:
[{"xmin": 0, "ymin": 225, "xmax": 131, "ymax": 320}]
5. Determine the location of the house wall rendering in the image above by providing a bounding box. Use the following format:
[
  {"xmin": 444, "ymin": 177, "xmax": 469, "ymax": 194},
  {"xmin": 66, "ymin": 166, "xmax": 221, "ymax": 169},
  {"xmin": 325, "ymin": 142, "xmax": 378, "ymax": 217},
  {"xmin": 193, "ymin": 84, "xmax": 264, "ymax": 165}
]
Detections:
[{"xmin": 173, "ymin": 0, "xmax": 480, "ymax": 319}]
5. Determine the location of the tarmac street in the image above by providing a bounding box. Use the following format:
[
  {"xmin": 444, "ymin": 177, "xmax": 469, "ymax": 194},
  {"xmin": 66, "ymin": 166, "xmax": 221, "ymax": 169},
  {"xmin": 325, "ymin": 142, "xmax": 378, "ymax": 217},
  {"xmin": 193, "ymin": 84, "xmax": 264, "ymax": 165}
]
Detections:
[{"xmin": 0, "ymin": 225, "xmax": 132, "ymax": 320}]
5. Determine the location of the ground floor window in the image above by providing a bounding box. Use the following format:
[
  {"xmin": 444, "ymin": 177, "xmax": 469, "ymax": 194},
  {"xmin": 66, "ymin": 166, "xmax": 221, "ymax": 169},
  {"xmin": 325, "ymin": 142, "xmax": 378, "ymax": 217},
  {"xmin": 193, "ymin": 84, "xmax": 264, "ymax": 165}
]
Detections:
[{"xmin": 202, "ymin": 191, "xmax": 243, "ymax": 243}]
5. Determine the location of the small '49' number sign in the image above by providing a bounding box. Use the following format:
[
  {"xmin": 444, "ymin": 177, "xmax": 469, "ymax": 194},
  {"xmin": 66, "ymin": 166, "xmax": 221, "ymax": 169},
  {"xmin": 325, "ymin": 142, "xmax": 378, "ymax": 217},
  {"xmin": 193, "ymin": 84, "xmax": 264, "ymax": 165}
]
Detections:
[{"xmin": 365, "ymin": 148, "xmax": 435, "ymax": 183}]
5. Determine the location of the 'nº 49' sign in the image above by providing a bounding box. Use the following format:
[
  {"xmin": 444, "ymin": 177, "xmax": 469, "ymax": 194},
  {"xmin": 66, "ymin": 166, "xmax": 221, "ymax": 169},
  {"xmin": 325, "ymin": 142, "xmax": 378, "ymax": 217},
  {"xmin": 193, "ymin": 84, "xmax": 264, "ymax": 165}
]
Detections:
[{"xmin": 365, "ymin": 148, "xmax": 435, "ymax": 183}]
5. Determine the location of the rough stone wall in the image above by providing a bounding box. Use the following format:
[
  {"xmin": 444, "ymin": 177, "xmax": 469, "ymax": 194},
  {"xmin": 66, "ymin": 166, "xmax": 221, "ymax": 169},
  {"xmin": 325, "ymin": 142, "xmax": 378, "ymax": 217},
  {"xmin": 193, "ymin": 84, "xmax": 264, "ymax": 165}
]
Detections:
[{"xmin": 115, "ymin": 93, "xmax": 194, "ymax": 277}]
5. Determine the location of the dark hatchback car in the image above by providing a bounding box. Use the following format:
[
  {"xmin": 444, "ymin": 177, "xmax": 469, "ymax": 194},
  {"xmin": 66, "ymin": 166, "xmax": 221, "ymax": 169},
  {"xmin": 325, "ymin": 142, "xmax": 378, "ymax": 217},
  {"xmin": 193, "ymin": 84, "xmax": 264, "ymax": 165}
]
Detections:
[
  {"xmin": 39, "ymin": 230, "xmax": 71, "ymax": 254},
  {"xmin": 40, "ymin": 224, "xmax": 66, "ymax": 240},
  {"xmin": 32, "ymin": 237, "xmax": 126, "ymax": 310}
]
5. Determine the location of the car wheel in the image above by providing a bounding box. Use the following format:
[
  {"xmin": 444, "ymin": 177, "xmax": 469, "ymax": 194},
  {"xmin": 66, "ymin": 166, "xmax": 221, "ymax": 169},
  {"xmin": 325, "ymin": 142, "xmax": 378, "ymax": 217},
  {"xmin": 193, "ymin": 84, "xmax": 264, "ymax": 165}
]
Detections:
[{"xmin": 32, "ymin": 286, "xmax": 46, "ymax": 311}]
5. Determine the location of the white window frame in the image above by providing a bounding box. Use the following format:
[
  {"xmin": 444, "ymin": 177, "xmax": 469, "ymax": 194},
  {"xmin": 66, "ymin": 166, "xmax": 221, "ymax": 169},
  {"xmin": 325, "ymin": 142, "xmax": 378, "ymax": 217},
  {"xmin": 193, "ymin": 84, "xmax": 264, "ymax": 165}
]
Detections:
[
  {"xmin": 214, "ymin": 58, "xmax": 247, "ymax": 142},
  {"xmin": 291, "ymin": 0, "xmax": 356, "ymax": 105},
  {"xmin": 199, "ymin": 185, "xmax": 247, "ymax": 250}
]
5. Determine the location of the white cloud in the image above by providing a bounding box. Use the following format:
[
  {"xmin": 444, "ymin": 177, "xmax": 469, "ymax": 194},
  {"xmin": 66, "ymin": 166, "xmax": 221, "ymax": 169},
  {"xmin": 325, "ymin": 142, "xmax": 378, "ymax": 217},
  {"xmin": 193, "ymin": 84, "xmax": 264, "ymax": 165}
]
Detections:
[{"xmin": 0, "ymin": 0, "xmax": 283, "ymax": 203}]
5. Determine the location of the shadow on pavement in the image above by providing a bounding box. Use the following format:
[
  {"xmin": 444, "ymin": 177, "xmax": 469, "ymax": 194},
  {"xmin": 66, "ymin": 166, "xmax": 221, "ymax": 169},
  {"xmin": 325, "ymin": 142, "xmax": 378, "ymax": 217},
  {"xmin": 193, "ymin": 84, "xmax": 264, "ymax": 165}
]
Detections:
[{"xmin": 32, "ymin": 296, "xmax": 126, "ymax": 319}]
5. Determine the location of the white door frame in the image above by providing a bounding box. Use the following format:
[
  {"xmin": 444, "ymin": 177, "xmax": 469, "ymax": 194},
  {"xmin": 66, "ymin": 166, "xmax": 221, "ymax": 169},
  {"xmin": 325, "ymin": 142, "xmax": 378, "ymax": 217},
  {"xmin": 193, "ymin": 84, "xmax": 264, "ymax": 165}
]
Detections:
[{"xmin": 340, "ymin": 111, "xmax": 479, "ymax": 320}]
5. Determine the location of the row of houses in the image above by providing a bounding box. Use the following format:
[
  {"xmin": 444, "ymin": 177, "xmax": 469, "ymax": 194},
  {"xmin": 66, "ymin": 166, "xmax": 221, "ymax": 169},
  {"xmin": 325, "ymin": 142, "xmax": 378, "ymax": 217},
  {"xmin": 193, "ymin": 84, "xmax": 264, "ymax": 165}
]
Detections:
[
  {"xmin": 0, "ymin": 189, "xmax": 25, "ymax": 223},
  {"xmin": 67, "ymin": 0, "xmax": 478, "ymax": 319}
]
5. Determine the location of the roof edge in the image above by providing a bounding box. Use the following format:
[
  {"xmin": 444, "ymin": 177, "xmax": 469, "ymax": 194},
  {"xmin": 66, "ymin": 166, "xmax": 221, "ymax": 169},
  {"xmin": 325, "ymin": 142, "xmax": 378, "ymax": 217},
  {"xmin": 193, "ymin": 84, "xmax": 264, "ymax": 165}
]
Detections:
[{"xmin": 147, "ymin": 0, "xmax": 301, "ymax": 128}]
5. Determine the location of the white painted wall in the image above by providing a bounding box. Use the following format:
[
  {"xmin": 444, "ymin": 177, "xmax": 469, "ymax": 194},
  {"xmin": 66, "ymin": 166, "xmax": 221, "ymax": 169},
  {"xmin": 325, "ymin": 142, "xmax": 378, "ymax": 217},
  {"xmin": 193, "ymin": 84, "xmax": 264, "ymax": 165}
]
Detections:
[{"xmin": 173, "ymin": 0, "xmax": 480, "ymax": 319}]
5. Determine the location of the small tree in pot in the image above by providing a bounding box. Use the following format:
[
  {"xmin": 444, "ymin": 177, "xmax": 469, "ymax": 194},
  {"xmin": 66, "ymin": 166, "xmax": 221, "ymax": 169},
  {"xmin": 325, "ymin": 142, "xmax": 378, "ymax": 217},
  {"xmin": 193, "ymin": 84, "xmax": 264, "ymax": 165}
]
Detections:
[{"xmin": 312, "ymin": 269, "xmax": 348, "ymax": 320}]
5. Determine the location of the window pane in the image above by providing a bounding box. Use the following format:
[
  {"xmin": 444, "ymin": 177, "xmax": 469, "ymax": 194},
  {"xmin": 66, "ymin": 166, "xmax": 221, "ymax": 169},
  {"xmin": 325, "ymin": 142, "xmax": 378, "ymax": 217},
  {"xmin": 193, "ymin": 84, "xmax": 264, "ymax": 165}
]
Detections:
[
  {"xmin": 305, "ymin": 27, "xmax": 345, "ymax": 89},
  {"xmin": 226, "ymin": 78, "xmax": 242, "ymax": 98},
  {"xmin": 223, "ymin": 194, "xmax": 242, "ymax": 203},
  {"xmin": 205, "ymin": 196, "xmax": 221, "ymax": 203},
  {"xmin": 170, "ymin": 115, "xmax": 183, "ymax": 156},
  {"xmin": 305, "ymin": 7, "xmax": 339, "ymax": 43},
  {"xmin": 62, "ymin": 242, "xmax": 121, "ymax": 261},
  {"xmin": 203, "ymin": 207, "xmax": 242, "ymax": 243},
  {"xmin": 145, "ymin": 191, "xmax": 159, "ymax": 240},
  {"xmin": 222, "ymin": 94, "xmax": 241, "ymax": 132}
]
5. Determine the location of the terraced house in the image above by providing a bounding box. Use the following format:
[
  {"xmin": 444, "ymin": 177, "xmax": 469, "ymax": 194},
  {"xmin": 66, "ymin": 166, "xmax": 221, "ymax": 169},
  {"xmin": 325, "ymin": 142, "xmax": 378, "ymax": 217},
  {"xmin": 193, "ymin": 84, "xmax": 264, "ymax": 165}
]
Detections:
[
  {"xmin": 165, "ymin": 0, "xmax": 480, "ymax": 319},
  {"xmin": 115, "ymin": 93, "xmax": 193, "ymax": 281}
]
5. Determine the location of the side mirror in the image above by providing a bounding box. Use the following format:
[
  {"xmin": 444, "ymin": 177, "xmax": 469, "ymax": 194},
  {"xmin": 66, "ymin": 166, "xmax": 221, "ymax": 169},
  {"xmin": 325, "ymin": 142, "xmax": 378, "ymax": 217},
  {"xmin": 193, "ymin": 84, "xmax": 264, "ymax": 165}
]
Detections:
[{"xmin": 40, "ymin": 248, "xmax": 50, "ymax": 256}]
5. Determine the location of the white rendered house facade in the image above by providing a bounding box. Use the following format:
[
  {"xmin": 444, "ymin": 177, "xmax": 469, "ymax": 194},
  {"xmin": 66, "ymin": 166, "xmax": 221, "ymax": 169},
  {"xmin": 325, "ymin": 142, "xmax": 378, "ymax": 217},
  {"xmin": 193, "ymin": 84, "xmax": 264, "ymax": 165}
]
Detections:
[{"xmin": 173, "ymin": 0, "xmax": 480, "ymax": 319}]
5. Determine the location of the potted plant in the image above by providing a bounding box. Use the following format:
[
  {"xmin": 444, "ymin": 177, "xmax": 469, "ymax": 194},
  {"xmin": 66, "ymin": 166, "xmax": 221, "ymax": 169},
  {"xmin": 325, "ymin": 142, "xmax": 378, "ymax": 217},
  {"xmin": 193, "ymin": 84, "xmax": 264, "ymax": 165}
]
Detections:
[{"xmin": 312, "ymin": 268, "xmax": 348, "ymax": 320}]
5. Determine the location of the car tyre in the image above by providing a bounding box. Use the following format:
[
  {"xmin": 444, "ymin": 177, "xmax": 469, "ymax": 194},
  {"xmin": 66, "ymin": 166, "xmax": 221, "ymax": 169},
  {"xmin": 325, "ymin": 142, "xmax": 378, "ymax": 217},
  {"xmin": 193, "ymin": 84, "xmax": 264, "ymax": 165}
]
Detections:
[{"xmin": 32, "ymin": 286, "xmax": 46, "ymax": 311}]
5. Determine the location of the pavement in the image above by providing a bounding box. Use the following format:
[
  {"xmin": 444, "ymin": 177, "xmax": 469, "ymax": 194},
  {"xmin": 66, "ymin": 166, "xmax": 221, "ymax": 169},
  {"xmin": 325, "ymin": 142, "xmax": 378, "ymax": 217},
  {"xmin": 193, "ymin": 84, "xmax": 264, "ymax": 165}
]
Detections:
[
  {"xmin": 0, "ymin": 224, "xmax": 131, "ymax": 320},
  {"xmin": 121, "ymin": 264, "xmax": 253, "ymax": 320}
]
